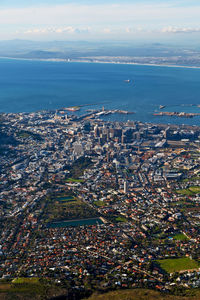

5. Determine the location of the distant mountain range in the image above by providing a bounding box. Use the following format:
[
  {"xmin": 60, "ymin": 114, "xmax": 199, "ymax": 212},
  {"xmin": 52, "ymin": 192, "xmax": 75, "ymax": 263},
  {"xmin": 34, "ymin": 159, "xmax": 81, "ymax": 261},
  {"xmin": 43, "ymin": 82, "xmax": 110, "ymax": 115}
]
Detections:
[{"xmin": 0, "ymin": 39, "xmax": 200, "ymax": 67}]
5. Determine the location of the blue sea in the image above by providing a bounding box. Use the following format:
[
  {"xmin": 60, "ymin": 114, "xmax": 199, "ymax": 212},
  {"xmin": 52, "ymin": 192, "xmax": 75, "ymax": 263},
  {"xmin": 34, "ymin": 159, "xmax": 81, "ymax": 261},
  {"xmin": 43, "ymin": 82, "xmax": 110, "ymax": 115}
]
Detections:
[{"xmin": 0, "ymin": 58, "xmax": 200, "ymax": 125}]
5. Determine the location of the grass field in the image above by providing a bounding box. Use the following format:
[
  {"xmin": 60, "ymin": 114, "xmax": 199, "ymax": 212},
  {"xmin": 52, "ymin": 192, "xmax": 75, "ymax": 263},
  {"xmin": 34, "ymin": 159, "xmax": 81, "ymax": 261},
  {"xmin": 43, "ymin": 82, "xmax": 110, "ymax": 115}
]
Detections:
[
  {"xmin": 66, "ymin": 177, "xmax": 84, "ymax": 183},
  {"xmin": 16, "ymin": 130, "xmax": 42, "ymax": 141},
  {"xmin": 115, "ymin": 216, "xmax": 127, "ymax": 223},
  {"xmin": 157, "ymin": 257, "xmax": 200, "ymax": 273},
  {"xmin": 12, "ymin": 278, "xmax": 39, "ymax": 284},
  {"xmin": 176, "ymin": 189, "xmax": 194, "ymax": 196},
  {"xmin": 176, "ymin": 186, "xmax": 200, "ymax": 196},
  {"xmin": 94, "ymin": 200, "xmax": 105, "ymax": 207},
  {"xmin": 183, "ymin": 176, "xmax": 200, "ymax": 183},
  {"xmin": 173, "ymin": 233, "xmax": 188, "ymax": 241},
  {"xmin": 0, "ymin": 278, "xmax": 66, "ymax": 299},
  {"xmin": 57, "ymin": 196, "xmax": 78, "ymax": 204},
  {"xmin": 189, "ymin": 186, "xmax": 200, "ymax": 193},
  {"xmin": 44, "ymin": 192, "xmax": 98, "ymax": 223}
]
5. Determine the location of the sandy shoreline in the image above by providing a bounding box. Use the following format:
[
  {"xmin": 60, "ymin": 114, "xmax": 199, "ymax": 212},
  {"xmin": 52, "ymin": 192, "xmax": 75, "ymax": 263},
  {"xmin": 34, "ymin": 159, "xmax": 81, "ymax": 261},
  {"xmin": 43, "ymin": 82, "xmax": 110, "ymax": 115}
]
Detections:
[{"xmin": 1, "ymin": 56, "xmax": 200, "ymax": 70}]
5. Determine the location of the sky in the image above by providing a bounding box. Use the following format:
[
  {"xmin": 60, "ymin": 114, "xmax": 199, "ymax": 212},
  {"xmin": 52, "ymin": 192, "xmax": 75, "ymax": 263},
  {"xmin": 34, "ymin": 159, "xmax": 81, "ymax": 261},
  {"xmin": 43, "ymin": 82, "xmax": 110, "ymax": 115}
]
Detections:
[{"xmin": 0, "ymin": 0, "xmax": 200, "ymax": 44}]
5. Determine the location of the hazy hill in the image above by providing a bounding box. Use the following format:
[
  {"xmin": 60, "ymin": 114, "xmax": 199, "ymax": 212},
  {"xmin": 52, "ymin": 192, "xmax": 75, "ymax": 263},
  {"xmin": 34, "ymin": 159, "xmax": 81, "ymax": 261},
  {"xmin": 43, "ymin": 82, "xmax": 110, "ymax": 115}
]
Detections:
[{"xmin": 0, "ymin": 39, "xmax": 194, "ymax": 59}]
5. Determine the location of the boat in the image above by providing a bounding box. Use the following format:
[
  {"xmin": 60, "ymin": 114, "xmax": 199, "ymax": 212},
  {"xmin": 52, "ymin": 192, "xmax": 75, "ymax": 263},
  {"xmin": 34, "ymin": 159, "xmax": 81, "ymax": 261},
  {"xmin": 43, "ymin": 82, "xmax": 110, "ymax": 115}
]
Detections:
[
  {"xmin": 65, "ymin": 106, "xmax": 80, "ymax": 112},
  {"xmin": 159, "ymin": 105, "xmax": 166, "ymax": 109},
  {"xmin": 124, "ymin": 79, "xmax": 131, "ymax": 83}
]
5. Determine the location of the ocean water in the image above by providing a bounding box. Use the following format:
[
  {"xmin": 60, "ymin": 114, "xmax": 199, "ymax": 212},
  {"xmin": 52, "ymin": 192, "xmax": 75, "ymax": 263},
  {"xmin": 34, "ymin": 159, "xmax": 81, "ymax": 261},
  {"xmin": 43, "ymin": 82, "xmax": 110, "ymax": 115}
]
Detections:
[{"xmin": 0, "ymin": 58, "xmax": 200, "ymax": 125}]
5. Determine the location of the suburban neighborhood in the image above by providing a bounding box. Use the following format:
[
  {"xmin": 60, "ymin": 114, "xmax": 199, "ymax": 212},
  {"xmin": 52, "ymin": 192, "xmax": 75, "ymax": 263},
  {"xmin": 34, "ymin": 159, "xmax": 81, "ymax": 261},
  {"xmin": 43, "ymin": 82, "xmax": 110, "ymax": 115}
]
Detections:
[{"xmin": 0, "ymin": 109, "xmax": 200, "ymax": 298}]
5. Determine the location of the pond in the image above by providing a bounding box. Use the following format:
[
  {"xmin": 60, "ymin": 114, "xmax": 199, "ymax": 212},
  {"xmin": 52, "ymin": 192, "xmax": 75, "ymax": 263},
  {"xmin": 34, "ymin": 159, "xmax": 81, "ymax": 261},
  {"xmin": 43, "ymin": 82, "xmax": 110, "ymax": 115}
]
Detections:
[{"xmin": 48, "ymin": 217, "xmax": 103, "ymax": 228}]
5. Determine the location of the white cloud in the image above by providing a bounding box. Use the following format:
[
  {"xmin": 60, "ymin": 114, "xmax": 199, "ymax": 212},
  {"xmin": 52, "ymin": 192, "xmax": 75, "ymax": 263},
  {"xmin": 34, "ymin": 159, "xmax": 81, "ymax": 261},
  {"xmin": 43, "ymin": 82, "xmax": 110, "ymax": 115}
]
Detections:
[
  {"xmin": 162, "ymin": 26, "xmax": 200, "ymax": 34},
  {"xmin": 1, "ymin": 2, "xmax": 200, "ymax": 40},
  {"xmin": 23, "ymin": 26, "xmax": 91, "ymax": 35},
  {"xmin": 125, "ymin": 27, "xmax": 132, "ymax": 33},
  {"xmin": 103, "ymin": 28, "xmax": 111, "ymax": 33},
  {"xmin": 0, "ymin": 3, "xmax": 199, "ymax": 27},
  {"xmin": 125, "ymin": 26, "xmax": 145, "ymax": 33}
]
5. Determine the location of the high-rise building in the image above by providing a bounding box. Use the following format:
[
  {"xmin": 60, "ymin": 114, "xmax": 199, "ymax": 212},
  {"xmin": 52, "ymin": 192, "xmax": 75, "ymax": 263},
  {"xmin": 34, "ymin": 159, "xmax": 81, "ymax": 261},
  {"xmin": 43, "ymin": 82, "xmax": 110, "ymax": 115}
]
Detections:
[
  {"xmin": 73, "ymin": 142, "xmax": 84, "ymax": 156},
  {"xmin": 124, "ymin": 180, "xmax": 128, "ymax": 193},
  {"xmin": 94, "ymin": 124, "xmax": 99, "ymax": 138}
]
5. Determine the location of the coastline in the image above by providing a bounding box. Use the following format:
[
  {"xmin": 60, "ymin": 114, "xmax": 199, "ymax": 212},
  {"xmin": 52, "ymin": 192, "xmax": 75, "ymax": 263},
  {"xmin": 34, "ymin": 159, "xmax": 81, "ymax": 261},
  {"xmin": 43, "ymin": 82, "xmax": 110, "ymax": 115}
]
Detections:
[
  {"xmin": 0, "ymin": 56, "xmax": 200, "ymax": 126},
  {"xmin": 1, "ymin": 55, "xmax": 200, "ymax": 70}
]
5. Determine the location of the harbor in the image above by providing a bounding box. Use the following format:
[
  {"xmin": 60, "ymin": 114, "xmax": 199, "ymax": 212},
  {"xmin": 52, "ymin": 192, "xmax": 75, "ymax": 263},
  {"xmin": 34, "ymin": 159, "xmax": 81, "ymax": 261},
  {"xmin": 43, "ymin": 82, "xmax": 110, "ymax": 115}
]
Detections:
[
  {"xmin": 154, "ymin": 111, "xmax": 200, "ymax": 118},
  {"xmin": 82, "ymin": 108, "xmax": 135, "ymax": 121}
]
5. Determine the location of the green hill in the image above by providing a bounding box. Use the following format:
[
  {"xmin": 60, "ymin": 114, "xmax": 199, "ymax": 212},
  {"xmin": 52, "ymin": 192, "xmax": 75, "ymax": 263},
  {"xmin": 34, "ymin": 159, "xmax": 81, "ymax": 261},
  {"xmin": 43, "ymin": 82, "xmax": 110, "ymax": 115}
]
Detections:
[{"xmin": 85, "ymin": 289, "xmax": 200, "ymax": 300}]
